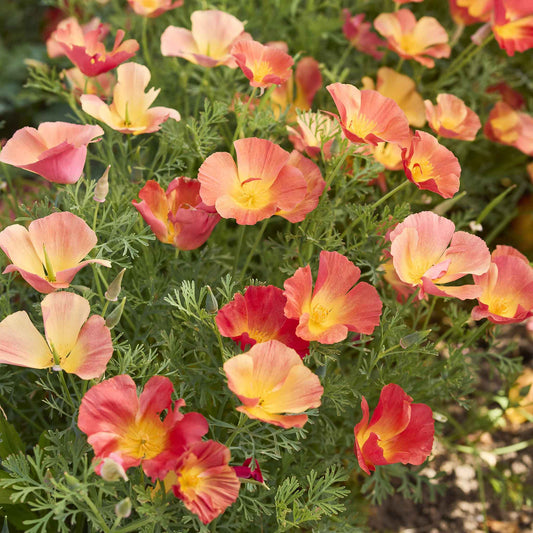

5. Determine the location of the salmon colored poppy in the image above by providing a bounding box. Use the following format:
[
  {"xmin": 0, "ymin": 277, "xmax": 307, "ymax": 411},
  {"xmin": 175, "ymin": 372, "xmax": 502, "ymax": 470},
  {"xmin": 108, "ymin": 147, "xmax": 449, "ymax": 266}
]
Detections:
[
  {"xmin": 471, "ymin": 245, "xmax": 533, "ymax": 324},
  {"xmin": 425, "ymin": 94, "xmax": 481, "ymax": 141},
  {"xmin": 449, "ymin": 0, "xmax": 494, "ymax": 25},
  {"xmin": 402, "ymin": 130, "xmax": 461, "ymax": 198},
  {"xmin": 81, "ymin": 62, "xmax": 181, "ymax": 135},
  {"xmin": 342, "ymin": 10, "xmax": 385, "ymax": 61},
  {"xmin": 0, "ymin": 122, "xmax": 103, "ymax": 184},
  {"xmin": 78, "ymin": 375, "xmax": 209, "ymax": 480},
  {"xmin": 0, "ymin": 211, "xmax": 110, "ymax": 294},
  {"xmin": 223, "ymin": 340, "xmax": 323, "ymax": 428},
  {"xmin": 287, "ymin": 111, "xmax": 339, "ymax": 160},
  {"xmin": 389, "ymin": 211, "xmax": 491, "ymax": 300},
  {"xmin": 128, "ymin": 0, "xmax": 183, "ymax": 18},
  {"xmin": 46, "ymin": 17, "xmax": 107, "ymax": 58},
  {"xmin": 232, "ymin": 40, "xmax": 294, "ymax": 89},
  {"xmin": 369, "ymin": 142, "xmax": 403, "ymax": 171},
  {"xmin": 198, "ymin": 138, "xmax": 307, "ymax": 225},
  {"xmin": 492, "ymin": 0, "xmax": 533, "ymax": 55},
  {"xmin": 216, "ymin": 285, "xmax": 309, "ymax": 357},
  {"xmin": 283, "ymin": 250, "xmax": 383, "ymax": 344},
  {"xmin": 164, "ymin": 440, "xmax": 240, "ymax": 524},
  {"xmin": 161, "ymin": 10, "xmax": 249, "ymax": 68},
  {"xmin": 0, "ymin": 291, "xmax": 112, "ymax": 379},
  {"xmin": 327, "ymin": 83, "xmax": 411, "ymax": 146},
  {"xmin": 132, "ymin": 178, "xmax": 220, "ymax": 250},
  {"xmin": 374, "ymin": 10, "xmax": 451, "ymax": 68},
  {"xmin": 486, "ymin": 81, "xmax": 524, "ymax": 109},
  {"xmin": 354, "ymin": 384, "xmax": 434, "ymax": 475},
  {"xmin": 361, "ymin": 67, "xmax": 426, "ymax": 128}
]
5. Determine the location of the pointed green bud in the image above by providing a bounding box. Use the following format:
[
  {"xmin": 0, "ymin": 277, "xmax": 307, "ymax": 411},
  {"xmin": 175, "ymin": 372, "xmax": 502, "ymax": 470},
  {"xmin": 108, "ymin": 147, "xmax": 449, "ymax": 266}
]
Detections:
[
  {"xmin": 114, "ymin": 497, "xmax": 132, "ymax": 519},
  {"xmin": 205, "ymin": 285, "xmax": 218, "ymax": 315},
  {"xmin": 105, "ymin": 298, "xmax": 126, "ymax": 329},
  {"xmin": 100, "ymin": 457, "xmax": 128, "ymax": 482},
  {"xmin": 399, "ymin": 330, "xmax": 431, "ymax": 349},
  {"xmin": 42, "ymin": 244, "xmax": 56, "ymax": 282},
  {"xmin": 105, "ymin": 268, "xmax": 126, "ymax": 302},
  {"xmin": 63, "ymin": 472, "xmax": 82, "ymax": 489},
  {"xmin": 94, "ymin": 165, "xmax": 110, "ymax": 203}
]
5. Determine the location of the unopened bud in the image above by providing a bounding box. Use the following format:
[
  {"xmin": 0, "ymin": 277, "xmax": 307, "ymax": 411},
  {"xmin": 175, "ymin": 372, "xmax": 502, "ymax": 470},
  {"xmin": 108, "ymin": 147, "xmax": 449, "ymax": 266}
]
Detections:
[
  {"xmin": 471, "ymin": 22, "xmax": 491, "ymax": 46},
  {"xmin": 64, "ymin": 472, "xmax": 82, "ymax": 488},
  {"xmin": 205, "ymin": 286, "xmax": 218, "ymax": 314},
  {"xmin": 400, "ymin": 330, "xmax": 431, "ymax": 349},
  {"xmin": 105, "ymin": 268, "xmax": 126, "ymax": 302},
  {"xmin": 469, "ymin": 221, "xmax": 483, "ymax": 233},
  {"xmin": 100, "ymin": 457, "xmax": 128, "ymax": 482},
  {"xmin": 115, "ymin": 497, "xmax": 132, "ymax": 519},
  {"xmin": 105, "ymin": 297, "xmax": 126, "ymax": 329},
  {"xmin": 94, "ymin": 165, "xmax": 110, "ymax": 203}
]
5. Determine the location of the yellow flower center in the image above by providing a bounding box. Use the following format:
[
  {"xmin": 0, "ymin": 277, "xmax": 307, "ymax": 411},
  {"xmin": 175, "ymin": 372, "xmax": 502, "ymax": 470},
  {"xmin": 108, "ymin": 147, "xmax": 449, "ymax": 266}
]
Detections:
[
  {"xmin": 248, "ymin": 329, "xmax": 274, "ymax": 343},
  {"xmin": 118, "ymin": 416, "xmax": 168, "ymax": 460},
  {"xmin": 399, "ymin": 34, "xmax": 424, "ymax": 56},
  {"xmin": 348, "ymin": 113, "xmax": 377, "ymax": 140},
  {"xmin": 307, "ymin": 303, "xmax": 333, "ymax": 335},
  {"xmin": 232, "ymin": 179, "xmax": 272, "ymax": 211},
  {"xmin": 177, "ymin": 462, "xmax": 205, "ymax": 501},
  {"xmin": 251, "ymin": 61, "xmax": 273, "ymax": 83},
  {"xmin": 409, "ymin": 158, "xmax": 434, "ymax": 183},
  {"xmin": 486, "ymin": 296, "xmax": 516, "ymax": 318}
]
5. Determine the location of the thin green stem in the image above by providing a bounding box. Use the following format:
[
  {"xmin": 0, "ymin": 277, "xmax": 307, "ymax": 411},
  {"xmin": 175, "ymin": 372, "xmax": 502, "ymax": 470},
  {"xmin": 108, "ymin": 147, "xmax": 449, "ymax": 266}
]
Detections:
[
  {"xmin": 92, "ymin": 202, "xmax": 100, "ymax": 231},
  {"xmin": 81, "ymin": 492, "xmax": 111, "ymax": 533},
  {"xmin": 231, "ymin": 86, "xmax": 258, "ymax": 151},
  {"xmin": 0, "ymin": 395, "xmax": 43, "ymax": 432},
  {"xmin": 239, "ymin": 219, "xmax": 269, "ymax": 282},
  {"xmin": 421, "ymin": 296, "xmax": 437, "ymax": 331},
  {"xmin": 113, "ymin": 517, "xmax": 154, "ymax": 533},
  {"xmin": 58, "ymin": 370, "xmax": 75, "ymax": 410},
  {"xmin": 141, "ymin": 18, "xmax": 152, "ymax": 70},
  {"xmin": 231, "ymin": 225, "xmax": 246, "ymax": 280}
]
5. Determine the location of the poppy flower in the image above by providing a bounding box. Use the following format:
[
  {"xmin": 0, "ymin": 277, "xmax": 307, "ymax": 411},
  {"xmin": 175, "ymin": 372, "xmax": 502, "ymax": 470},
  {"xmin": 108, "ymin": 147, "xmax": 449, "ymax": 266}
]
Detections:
[
  {"xmin": 342, "ymin": 10, "xmax": 386, "ymax": 60},
  {"xmin": 283, "ymin": 250, "xmax": 382, "ymax": 344},
  {"xmin": 161, "ymin": 10, "xmax": 249, "ymax": 68},
  {"xmin": 448, "ymin": 0, "xmax": 494, "ymax": 26},
  {"xmin": 354, "ymin": 384, "xmax": 434, "ymax": 474},
  {"xmin": 78, "ymin": 375, "xmax": 209, "ymax": 480},
  {"xmin": 216, "ymin": 285, "xmax": 309, "ymax": 357},
  {"xmin": 223, "ymin": 340, "xmax": 323, "ymax": 429},
  {"xmin": 128, "ymin": 0, "xmax": 183, "ymax": 18},
  {"xmin": 132, "ymin": 178, "xmax": 220, "ymax": 250},
  {"xmin": 0, "ymin": 122, "xmax": 103, "ymax": 184},
  {"xmin": 0, "ymin": 291, "xmax": 112, "ymax": 379},
  {"xmin": 0, "ymin": 211, "xmax": 111, "ymax": 294},
  {"xmin": 492, "ymin": 0, "xmax": 533, "ymax": 56},
  {"xmin": 287, "ymin": 111, "xmax": 339, "ymax": 160},
  {"xmin": 81, "ymin": 62, "xmax": 181, "ymax": 135},
  {"xmin": 46, "ymin": 17, "xmax": 108, "ymax": 59}
]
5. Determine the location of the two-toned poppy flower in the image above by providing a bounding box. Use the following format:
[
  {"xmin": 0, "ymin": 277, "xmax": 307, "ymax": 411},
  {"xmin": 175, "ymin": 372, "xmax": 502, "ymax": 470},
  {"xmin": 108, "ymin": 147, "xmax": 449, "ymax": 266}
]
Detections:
[
  {"xmin": 283, "ymin": 250, "xmax": 382, "ymax": 344},
  {"xmin": 51, "ymin": 17, "xmax": 138, "ymax": 76},
  {"xmin": 78, "ymin": 375, "xmax": 209, "ymax": 480},
  {"xmin": 484, "ymin": 101, "xmax": 533, "ymax": 156},
  {"xmin": 164, "ymin": 440, "xmax": 240, "ymax": 525},
  {"xmin": 354, "ymin": 384, "xmax": 434, "ymax": 475},
  {"xmin": 46, "ymin": 17, "xmax": 107, "ymax": 59},
  {"xmin": 327, "ymin": 83, "xmax": 411, "ymax": 146},
  {"xmin": 492, "ymin": 0, "xmax": 533, "ymax": 56},
  {"xmin": 471, "ymin": 245, "xmax": 533, "ymax": 324},
  {"xmin": 161, "ymin": 10, "xmax": 249, "ymax": 68},
  {"xmin": 287, "ymin": 111, "xmax": 339, "ymax": 160},
  {"xmin": 216, "ymin": 285, "xmax": 309, "ymax": 357},
  {"xmin": 232, "ymin": 40, "xmax": 293, "ymax": 89},
  {"xmin": 361, "ymin": 67, "xmax": 426, "ymax": 128},
  {"xmin": 448, "ymin": 0, "xmax": 494, "ymax": 26},
  {"xmin": 128, "ymin": 0, "xmax": 183, "ymax": 18},
  {"xmin": 0, "ymin": 122, "xmax": 103, "ymax": 184},
  {"xmin": 389, "ymin": 211, "xmax": 491, "ymax": 300},
  {"xmin": 425, "ymin": 94, "xmax": 481, "ymax": 141},
  {"xmin": 342, "ymin": 10, "xmax": 385, "ymax": 61},
  {"xmin": 374, "ymin": 10, "xmax": 451, "ymax": 68},
  {"xmin": 401, "ymin": 131, "xmax": 461, "ymax": 198},
  {"xmin": 0, "ymin": 291, "xmax": 112, "ymax": 379},
  {"xmin": 132, "ymin": 178, "xmax": 220, "ymax": 250},
  {"xmin": 223, "ymin": 340, "xmax": 323, "ymax": 428},
  {"xmin": 198, "ymin": 138, "xmax": 308, "ymax": 225},
  {"xmin": 0, "ymin": 211, "xmax": 110, "ymax": 293},
  {"xmin": 81, "ymin": 63, "xmax": 181, "ymax": 135}
]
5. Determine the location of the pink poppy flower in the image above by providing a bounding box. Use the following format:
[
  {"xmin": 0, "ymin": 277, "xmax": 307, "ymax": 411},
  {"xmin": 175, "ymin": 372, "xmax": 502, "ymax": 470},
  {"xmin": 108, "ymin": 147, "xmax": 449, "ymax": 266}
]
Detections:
[
  {"xmin": 401, "ymin": 131, "xmax": 461, "ymax": 198},
  {"xmin": 232, "ymin": 40, "xmax": 294, "ymax": 89},
  {"xmin": 492, "ymin": 0, "xmax": 533, "ymax": 55},
  {"xmin": 283, "ymin": 250, "xmax": 383, "ymax": 344},
  {"xmin": 327, "ymin": 83, "xmax": 411, "ymax": 146},
  {"xmin": 389, "ymin": 211, "xmax": 491, "ymax": 300},
  {"xmin": 354, "ymin": 384, "xmax": 434, "ymax": 475},
  {"xmin": 374, "ymin": 10, "xmax": 451, "ymax": 68},
  {"xmin": 46, "ymin": 17, "xmax": 108, "ymax": 59},
  {"xmin": 198, "ymin": 138, "xmax": 308, "ymax": 225},
  {"xmin": 0, "ymin": 291, "xmax": 112, "ymax": 379},
  {"xmin": 471, "ymin": 245, "xmax": 533, "ymax": 324},
  {"xmin": 78, "ymin": 375, "xmax": 209, "ymax": 480},
  {"xmin": 81, "ymin": 62, "xmax": 181, "ymax": 135},
  {"xmin": 128, "ymin": 0, "xmax": 183, "ymax": 18},
  {"xmin": 164, "ymin": 440, "xmax": 240, "ymax": 524},
  {"xmin": 223, "ymin": 340, "xmax": 323, "ymax": 429},
  {"xmin": 216, "ymin": 285, "xmax": 310, "ymax": 357},
  {"xmin": 425, "ymin": 94, "xmax": 481, "ymax": 141},
  {"xmin": 0, "ymin": 211, "xmax": 110, "ymax": 294},
  {"xmin": 52, "ymin": 18, "xmax": 138, "ymax": 76},
  {"xmin": 342, "ymin": 10, "xmax": 386, "ymax": 60},
  {"xmin": 448, "ymin": 0, "xmax": 494, "ymax": 26},
  {"xmin": 132, "ymin": 178, "xmax": 220, "ymax": 250},
  {"xmin": 161, "ymin": 10, "xmax": 249, "ymax": 68},
  {"xmin": 287, "ymin": 111, "xmax": 339, "ymax": 160},
  {"xmin": 486, "ymin": 82, "xmax": 525, "ymax": 109},
  {"xmin": 0, "ymin": 122, "xmax": 103, "ymax": 184}
]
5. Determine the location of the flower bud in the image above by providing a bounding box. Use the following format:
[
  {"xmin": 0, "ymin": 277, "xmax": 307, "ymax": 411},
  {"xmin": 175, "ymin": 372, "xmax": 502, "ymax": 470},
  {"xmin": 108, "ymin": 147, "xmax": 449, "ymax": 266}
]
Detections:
[
  {"xmin": 105, "ymin": 268, "xmax": 126, "ymax": 302},
  {"xmin": 205, "ymin": 285, "xmax": 218, "ymax": 315},
  {"xmin": 115, "ymin": 497, "xmax": 132, "ymax": 519},
  {"xmin": 105, "ymin": 297, "xmax": 126, "ymax": 329},
  {"xmin": 64, "ymin": 472, "xmax": 82, "ymax": 488},
  {"xmin": 99, "ymin": 457, "xmax": 128, "ymax": 482},
  {"xmin": 94, "ymin": 165, "xmax": 110, "ymax": 203}
]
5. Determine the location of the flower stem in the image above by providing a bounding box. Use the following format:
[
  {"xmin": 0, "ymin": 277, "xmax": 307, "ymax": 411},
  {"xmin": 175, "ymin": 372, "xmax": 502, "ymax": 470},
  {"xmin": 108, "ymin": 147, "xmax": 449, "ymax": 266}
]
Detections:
[
  {"xmin": 232, "ymin": 225, "xmax": 246, "ymax": 280},
  {"xmin": 238, "ymin": 219, "xmax": 269, "ymax": 282}
]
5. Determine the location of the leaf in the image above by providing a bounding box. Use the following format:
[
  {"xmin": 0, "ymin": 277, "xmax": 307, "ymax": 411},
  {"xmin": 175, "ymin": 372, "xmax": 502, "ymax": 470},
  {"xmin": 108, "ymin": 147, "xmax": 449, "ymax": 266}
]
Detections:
[{"xmin": 0, "ymin": 414, "xmax": 24, "ymax": 459}]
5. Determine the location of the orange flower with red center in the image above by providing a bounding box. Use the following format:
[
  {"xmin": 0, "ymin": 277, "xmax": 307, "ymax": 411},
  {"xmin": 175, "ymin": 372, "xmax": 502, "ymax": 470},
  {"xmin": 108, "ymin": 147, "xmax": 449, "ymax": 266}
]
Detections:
[
  {"xmin": 402, "ymin": 131, "xmax": 461, "ymax": 198},
  {"xmin": 492, "ymin": 0, "xmax": 533, "ymax": 55},
  {"xmin": 78, "ymin": 375, "xmax": 209, "ymax": 480},
  {"xmin": 283, "ymin": 250, "xmax": 382, "ymax": 344},
  {"xmin": 471, "ymin": 245, "xmax": 533, "ymax": 324},
  {"xmin": 223, "ymin": 340, "xmax": 323, "ymax": 428},
  {"xmin": 354, "ymin": 384, "xmax": 434, "ymax": 475},
  {"xmin": 374, "ymin": 9, "xmax": 451, "ymax": 68}
]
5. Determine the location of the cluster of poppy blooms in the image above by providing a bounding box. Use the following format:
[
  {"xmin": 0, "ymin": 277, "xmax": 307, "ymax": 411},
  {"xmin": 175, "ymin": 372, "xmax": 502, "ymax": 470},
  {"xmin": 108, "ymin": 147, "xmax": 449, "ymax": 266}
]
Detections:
[{"xmin": 0, "ymin": 0, "xmax": 532, "ymax": 526}]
